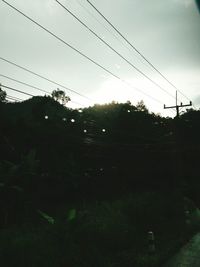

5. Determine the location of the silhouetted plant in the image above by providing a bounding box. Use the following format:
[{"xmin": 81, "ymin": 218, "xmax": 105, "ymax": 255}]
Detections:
[
  {"xmin": 51, "ymin": 88, "xmax": 71, "ymax": 105},
  {"xmin": 0, "ymin": 84, "xmax": 7, "ymax": 102}
]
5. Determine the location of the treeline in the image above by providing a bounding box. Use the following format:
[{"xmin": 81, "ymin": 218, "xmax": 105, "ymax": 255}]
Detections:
[
  {"xmin": 0, "ymin": 96, "xmax": 200, "ymax": 226},
  {"xmin": 1, "ymin": 96, "xmax": 200, "ymax": 266}
]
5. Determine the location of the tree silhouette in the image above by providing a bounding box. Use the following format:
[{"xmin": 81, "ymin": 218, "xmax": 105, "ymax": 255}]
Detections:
[
  {"xmin": 51, "ymin": 88, "xmax": 71, "ymax": 105},
  {"xmin": 0, "ymin": 84, "xmax": 7, "ymax": 102},
  {"xmin": 136, "ymin": 100, "xmax": 148, "ymax": 113}
]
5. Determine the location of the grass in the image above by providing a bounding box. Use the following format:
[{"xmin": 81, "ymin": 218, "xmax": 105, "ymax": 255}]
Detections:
[{"xmin": 0, "ymin": 192, "xmax": 199, "ymax": 267}]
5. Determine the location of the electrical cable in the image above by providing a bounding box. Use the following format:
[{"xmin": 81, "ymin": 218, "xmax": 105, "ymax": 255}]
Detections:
[
  {"xmin": 0, "ymin": 56, "xmax": 91, "ymax": 103},
  {"xmin": 2, "ymin": 1, "xmax": 164, "ymax": 105},
  {"xmin": 0, "ymin": 74, "xmax": 50, "ymax": 94},
  {"xmin": 75, "ymin": 0, "xmax": 149, "ymax": 68},
  {"xmin": 0, "ymin": 73, "xmax": 84, "ymax": 106},
  {"xmin": 85, "ymin": 0, "xmax": 192, "ymax": 103},
  {"xmin": 6, "ymin": 96, "xmax": 22, "ymax": 102},
  {"xmin": 1, "ymin": 84, "xmax": 34, "ymax": 97},
  {"xmin": 6, "ymin": 94, "xmax": 24, "ymax": 101},
  {"xmin": 55, "ymin": 0, "xmax": 175, "ymax": 100}
]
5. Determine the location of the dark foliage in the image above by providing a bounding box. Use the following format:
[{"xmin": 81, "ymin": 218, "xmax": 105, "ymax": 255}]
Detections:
[{"xmin": 0, "ymin": 96, "xmax": 200, "ymax": 266}]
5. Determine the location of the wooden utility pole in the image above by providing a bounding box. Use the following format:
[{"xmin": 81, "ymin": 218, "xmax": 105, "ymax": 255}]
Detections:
[
  {"xmin": 164, "ymin": 91, "xmax": 192, "ymax": 193},
  {"xmin": 164, "ymin": 91, "xmax": 192, "ymax": 117}
]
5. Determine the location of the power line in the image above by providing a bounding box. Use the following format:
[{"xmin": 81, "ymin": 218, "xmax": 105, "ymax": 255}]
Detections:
[
  {"xmin": 0, "ymin": 56, "xmax": 91, "ymax": 104},
  {"xmin": 55, "ymin": 0, "xmax": 175, "ymax": 100},
  {"xmin": 75, "ymin": 0, "xmax": 143, "ymax": 58},
  {"xmin": 6, "ymin": 97, "xmax": 18, "ymax": 101},
  {"xmin": 85, "ymin": 0, "xmax": 192, "ymax": 103},
  {"xmin": 6, "ymin": 98, "xmax": 17, "ymax": 103},
  {"xmin": 2, "ymin": 1, "xmax": 163, "ymax": 105},
  {"xmin": 1, "ymin": 84, "xmax": 35, "ymax": 97},
  {"xmin": 6, "ymin": 95, "xmax": 24, "ymax": 102},
  {"xmin": 0, "ymin": 74, "xmax": 50, "ymax": 95},
  {"xmin": 0, "ymin": 73, "xmax": 84, "ymax": 106},
  {"xmin": 76, "ymin": 0, "xmax": 151, "ymax": 70},
  {"xmin": 2, "ymin": 83, "xmax": 85, "ymax": 107},
  {"xmin": 7, "ymin": 95, "xmax": 24, "ymax": 101},
  {"xmin": 76, "ymin": 0, "xmax": 123, "ymax": 41},
  {"xmin": 1, "ymin": 0, "xmax": 115, "ymax": 101}
]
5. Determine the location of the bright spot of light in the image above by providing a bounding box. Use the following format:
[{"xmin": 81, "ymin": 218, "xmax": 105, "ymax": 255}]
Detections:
[
  {"xmin": 62, "ymin": 118, "xmax": 66, "ymax": 121},
  {"xmin": 90, "ymin": 76, "xmax": 174, "ymax": 116},
  {"xmin": 78, "ymin": 109, "xmax": 83, "ymax": 113},
  {"xmin": 45, "ymin": 115, "xmax": 48, "ymax": 119},
  {"xmin": 90, "ymin": 78, "xmax": 135, "ymax": 105},
  {"xmin": 71, "ymin": 119, "xmax": 75, "ymax": 123},
  {"xmin": 83, "ymin": 129, "xmax": 87, "ymax": 133},
  {"xmin": 127, "ymin": 110, "xmax": 131, "ymax": 113},
  {"xmin": 102, "ymin": 129, "xmax": 106, "ymax": 133}
]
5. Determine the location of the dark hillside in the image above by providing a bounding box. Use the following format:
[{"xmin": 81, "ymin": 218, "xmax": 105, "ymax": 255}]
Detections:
[{"xmin": 0, "ymin": 97, "xmax": 200, "ymax": 267}]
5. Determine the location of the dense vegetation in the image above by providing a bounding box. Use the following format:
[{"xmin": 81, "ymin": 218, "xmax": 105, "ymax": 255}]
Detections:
[{"xmin": 0, "ymin": 95, "xmax": 200, "ymax": 266}]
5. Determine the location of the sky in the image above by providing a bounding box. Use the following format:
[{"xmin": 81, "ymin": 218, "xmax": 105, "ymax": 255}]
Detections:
[{"xmin": 0, "ymin": 0, "xmax": 200, "ymax": 116}]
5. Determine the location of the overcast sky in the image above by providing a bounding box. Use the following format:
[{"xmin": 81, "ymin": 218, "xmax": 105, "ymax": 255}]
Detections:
[{"xmin": 0, "ymin": 0, "xmax": 200, "ymax": 116}]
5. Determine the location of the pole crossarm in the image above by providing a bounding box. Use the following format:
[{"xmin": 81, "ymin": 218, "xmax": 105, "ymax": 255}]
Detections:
[
  {"xmin": 164, "ymin": 102, "xmax": 192, "ymax": 109},
  {"xmin": 164, "ymin": 91, "xmax": 192, "ymax": 117}
]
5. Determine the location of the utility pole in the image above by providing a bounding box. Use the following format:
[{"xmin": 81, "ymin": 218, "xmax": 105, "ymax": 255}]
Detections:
[
  {"xmin": 164, "ymin": 91, "xmax": 192, "ymax": 117},
  {"xmin": 164, "ymin": 91, "xmax": 192, "ymax": 193}
]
